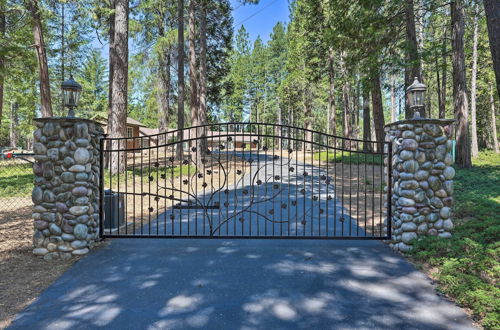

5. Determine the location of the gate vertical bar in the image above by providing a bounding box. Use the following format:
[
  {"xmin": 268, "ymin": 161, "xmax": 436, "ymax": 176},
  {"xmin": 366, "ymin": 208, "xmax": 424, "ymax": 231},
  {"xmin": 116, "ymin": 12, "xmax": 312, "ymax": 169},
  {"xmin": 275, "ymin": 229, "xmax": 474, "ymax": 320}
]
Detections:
[
  {"xmin": 387, "ymin": 141, "xmax": 392, "ymax": 239},
  {"xmin": 99, "ymin": 137, "xmax": 105, "ymax": 239}
]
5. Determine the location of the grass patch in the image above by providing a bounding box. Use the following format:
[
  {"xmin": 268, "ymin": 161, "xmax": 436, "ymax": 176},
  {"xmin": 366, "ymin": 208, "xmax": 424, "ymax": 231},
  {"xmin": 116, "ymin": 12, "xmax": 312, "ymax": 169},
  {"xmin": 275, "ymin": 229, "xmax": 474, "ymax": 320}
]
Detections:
[
  {"xmin": 104, "ymin": 165, "xmax": 196, "ymax": 186},
  {"xmin": 0, "ymin": 163, "xmax": 33, "ymax": 197},
  {"xmin": 410, "ymin": 151, "xmax": 500, "ymax": 329},
  {"xmin": 314, "ymin": 151, "xmax": 384, "ymax": 165}
]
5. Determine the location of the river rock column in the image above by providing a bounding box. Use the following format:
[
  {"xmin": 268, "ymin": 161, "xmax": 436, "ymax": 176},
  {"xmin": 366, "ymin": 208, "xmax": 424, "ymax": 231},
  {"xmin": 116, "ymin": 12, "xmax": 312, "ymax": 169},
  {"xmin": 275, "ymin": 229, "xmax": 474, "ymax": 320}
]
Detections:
[
  {"xmin": 31, "ymin": 118, "xmax": 104, "ymax": 260},
  {"xmin": 384, "ymin": 113, "xmax": 456, "ymax": 252}
]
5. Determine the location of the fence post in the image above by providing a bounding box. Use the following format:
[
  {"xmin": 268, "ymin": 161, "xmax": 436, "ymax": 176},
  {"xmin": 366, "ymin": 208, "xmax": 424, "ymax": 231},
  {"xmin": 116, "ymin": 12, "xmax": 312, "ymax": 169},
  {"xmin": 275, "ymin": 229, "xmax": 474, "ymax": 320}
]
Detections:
[
  {"xmin": 31, "ymin": 118, "xmax": 104, "ymax": 260},
  {"xmin": 384, "ymin": 113, "xmax": 456, "ymax": 252}
]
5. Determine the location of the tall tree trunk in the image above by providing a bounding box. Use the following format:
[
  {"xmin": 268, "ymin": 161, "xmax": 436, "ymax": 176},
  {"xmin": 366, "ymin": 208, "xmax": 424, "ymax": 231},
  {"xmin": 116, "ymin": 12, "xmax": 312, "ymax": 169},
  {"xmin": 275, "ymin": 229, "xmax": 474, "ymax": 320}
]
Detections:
[
  {"xmin": 491, "ymin": 84, "xmax": 499, "ymax": 153},
  {"xmin": 340, "ymin": 54, "xmax": 351, "ymax": 139},
  {"xmin": 188, "ymin": 0, "xmax": 198, "ymax": 130},
  {"xmin": 439, "ymin": 27, "xmax": 448, "ymax": 119},
  {"xmin": 484, "ymin": 0, "xmax": 500, "ymax": 98},
  {"xmin": 176, "ymin": 0, "xmax": 185, "ymax": 160},
  {"xmin": 470, "ymin": 3, "xmax": 479, "ymax": 158},
  {"xmin": 371, "ymin": 70, "xmax": 385, "ymax": 152},
  {"xmin": 303, "ymin": 89, "xmax": 312, "ymax": 150},
  {"xmin": 197, "ymin": 0, "xmax": 208, "ymax": 155},
  {"xmin": 60, "ymin": 1, "xmax": 64, "ymax": 114},
  {"xmin": 157, "ymin": 13, "xmax": 170, "ymax": 144},
  {"xmin": 327, "ymin": 48, "xmax": 336, "ymax": 137},
  {"xmin": 362, "ymin": 89, "xmax": 372, "ymax": 152},
  {"xmin": 0, "ymin": 5, "xmax": 5, "ymax": 127},
  {"xmin": 28, "ymin": 0, "xmax": 52, "ymax": 117},
  {"xmin": 451, "ymin": 0, "xmax": 472, "ymax": 168},
  {"xmin": 353, "ymin": 77, "xmax": 360, "ymax": 138},
  {"xmin": 157, "ymin": 44, "xmax": 170, "ymax": 142},
  {"xmin": 390, "ymin": 75, "xmax": 396, "ymax": 122},
  {"xmin": 435, "ymin": 49, "xmax": 442, "ymax": 119},
  {"xmin": 108, "ymin": 0, "xmax": 115, "ymax": 116},
  {"xmin": 10, "ymin": 102, "xmax": 18, "ymax": 148},
  {"xmin": 404, "ymin": 0, "xmax": 422, "ymax": 118},
  {"xmin": 108, "ymin": 0, "xmax": 128, "ymax": 174}
]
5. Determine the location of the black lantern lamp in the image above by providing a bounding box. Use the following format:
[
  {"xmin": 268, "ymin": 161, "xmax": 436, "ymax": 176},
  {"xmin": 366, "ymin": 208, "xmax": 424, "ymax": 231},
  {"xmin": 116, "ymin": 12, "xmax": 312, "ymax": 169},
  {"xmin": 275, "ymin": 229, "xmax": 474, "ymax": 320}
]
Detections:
[
  {"xmin": 406, "ymin": 77, "xmax": 426, "ymax": 117},
  {"xmin": 61, "ymin": 74, "xmax": 82, "ymax": 118}
]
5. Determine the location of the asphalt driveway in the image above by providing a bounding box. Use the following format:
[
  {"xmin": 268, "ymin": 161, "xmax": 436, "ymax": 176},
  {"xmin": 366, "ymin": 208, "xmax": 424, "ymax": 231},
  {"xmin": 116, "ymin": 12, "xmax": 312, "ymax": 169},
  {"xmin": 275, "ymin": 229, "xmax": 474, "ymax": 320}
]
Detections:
[{"xmin": 9, "ymin": 238, "xmax": 474, "ymax": 330}]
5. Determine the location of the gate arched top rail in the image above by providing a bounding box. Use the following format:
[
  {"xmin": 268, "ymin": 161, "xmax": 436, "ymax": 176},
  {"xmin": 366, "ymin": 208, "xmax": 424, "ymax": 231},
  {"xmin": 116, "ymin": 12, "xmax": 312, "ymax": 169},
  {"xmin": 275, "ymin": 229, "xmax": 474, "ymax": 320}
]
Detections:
[{"xmin": 102, "ymin": 122, "xmax": 388, "ymax": 153}]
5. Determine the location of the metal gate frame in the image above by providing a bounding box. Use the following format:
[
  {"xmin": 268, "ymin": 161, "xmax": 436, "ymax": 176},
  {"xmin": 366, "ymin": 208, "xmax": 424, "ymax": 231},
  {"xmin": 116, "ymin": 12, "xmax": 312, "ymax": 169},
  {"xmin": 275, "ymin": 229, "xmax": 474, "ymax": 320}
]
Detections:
[{"xmin": 99, "ymin": 123, "xmax": 392, "ymax": 240}]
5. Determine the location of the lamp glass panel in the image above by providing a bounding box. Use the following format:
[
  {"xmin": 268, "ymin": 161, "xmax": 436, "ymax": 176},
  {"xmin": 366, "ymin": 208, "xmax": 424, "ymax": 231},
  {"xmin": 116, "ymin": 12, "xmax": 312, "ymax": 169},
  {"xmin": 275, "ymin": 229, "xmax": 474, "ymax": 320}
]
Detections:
[
  {"xmin": 415, "ymin": 90, "xmax": 424, "ymax": 106},
  {"xmin": 63, "ymin": 88, "xmax": 81, "ymax": 107}
]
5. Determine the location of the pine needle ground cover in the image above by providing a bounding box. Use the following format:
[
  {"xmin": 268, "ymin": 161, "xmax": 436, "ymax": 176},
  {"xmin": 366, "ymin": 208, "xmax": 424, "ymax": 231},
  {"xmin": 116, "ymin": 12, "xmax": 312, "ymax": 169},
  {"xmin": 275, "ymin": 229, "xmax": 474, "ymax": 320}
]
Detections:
[{"xmin": 410, "ymin": 151, "xmax": 500, "ymax": 329}]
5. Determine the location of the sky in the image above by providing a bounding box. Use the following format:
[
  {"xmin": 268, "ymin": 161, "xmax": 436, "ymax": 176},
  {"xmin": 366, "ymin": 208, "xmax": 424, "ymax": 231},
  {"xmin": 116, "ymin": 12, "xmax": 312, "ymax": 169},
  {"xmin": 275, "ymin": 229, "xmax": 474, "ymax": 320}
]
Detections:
[
  {"xmin": 92, "ymin": 0, "xmax": 290, "ymax": 59},
  {"xmin": 231, "ymin": 0, "xmax": 290, "ymax": 43}
]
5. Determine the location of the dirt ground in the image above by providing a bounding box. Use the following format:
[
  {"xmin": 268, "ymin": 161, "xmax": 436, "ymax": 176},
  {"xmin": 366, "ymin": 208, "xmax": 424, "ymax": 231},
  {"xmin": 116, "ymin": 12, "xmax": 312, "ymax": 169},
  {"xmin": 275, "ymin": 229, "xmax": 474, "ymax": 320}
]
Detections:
[
  {"xmin": 325, "ymin": 162, "xmax": 385, "ymax": 236},
  {"xmin": 0, "ymin": 203, "xmax": 75, "ymax": 329}
]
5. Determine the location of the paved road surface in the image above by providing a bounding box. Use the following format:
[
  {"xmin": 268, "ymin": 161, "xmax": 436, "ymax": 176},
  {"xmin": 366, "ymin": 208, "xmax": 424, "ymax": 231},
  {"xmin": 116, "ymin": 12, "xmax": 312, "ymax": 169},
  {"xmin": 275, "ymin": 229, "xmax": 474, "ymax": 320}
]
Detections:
[{"xmin": 9, "ymin": 239, "xmax": 474, "ymax": 330}]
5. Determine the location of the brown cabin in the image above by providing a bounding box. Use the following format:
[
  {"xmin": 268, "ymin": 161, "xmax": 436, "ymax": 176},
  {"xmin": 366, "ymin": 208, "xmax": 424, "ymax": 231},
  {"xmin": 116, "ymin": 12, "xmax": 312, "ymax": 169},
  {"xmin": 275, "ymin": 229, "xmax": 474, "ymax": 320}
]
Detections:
[{"xmin": 94, "ymin": 115, "xmax": 150, "ymax": 149}]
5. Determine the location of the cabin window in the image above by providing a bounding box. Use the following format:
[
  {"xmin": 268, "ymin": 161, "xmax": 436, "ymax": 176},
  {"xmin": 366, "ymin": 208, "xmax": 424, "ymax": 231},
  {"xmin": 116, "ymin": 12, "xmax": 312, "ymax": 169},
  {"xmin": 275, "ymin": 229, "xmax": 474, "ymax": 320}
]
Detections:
[{"xmin": 127, "ymin": 127, "xmax": 133, "ymax": 138}]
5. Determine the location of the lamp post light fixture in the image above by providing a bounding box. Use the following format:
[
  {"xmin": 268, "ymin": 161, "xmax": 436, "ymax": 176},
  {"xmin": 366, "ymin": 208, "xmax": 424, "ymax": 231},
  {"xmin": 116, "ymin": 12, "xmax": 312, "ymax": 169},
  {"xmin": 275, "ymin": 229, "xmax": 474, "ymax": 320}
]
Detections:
[
  {"xmin": 406, "ymin": 77, "xmax": 426, "ymax": 117},
  {"xmin": 61, "ymin": 74, "xmax": 82, "ymax": 118}
]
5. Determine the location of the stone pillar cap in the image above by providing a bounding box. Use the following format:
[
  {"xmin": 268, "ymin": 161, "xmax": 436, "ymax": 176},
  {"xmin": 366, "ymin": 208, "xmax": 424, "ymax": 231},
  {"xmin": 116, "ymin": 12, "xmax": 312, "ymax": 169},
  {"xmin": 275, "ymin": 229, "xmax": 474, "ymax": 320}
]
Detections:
[{"xmin": 384, "ymin": 116, "xmax": 455, "ymax": 128}]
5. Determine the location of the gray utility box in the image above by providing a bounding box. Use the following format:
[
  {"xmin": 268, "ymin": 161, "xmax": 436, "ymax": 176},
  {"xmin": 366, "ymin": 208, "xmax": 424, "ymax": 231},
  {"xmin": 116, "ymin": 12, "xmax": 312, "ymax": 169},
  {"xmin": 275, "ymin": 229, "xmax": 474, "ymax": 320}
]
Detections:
[{"xmin": 103, "ymin": 189, "xmax": 125, "ymax": 230}]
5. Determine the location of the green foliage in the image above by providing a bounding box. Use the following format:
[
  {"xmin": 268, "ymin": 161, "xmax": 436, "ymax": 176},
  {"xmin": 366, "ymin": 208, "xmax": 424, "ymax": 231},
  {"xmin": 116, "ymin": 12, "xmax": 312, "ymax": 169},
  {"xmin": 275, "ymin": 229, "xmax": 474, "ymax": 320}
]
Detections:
[
  {"xmin": 77, "ymin": 49, "xmax": 108, "ymax": 119},
  {"xmin": 410, "ymin": 151, "xmax": 500, "ymax": 329}
]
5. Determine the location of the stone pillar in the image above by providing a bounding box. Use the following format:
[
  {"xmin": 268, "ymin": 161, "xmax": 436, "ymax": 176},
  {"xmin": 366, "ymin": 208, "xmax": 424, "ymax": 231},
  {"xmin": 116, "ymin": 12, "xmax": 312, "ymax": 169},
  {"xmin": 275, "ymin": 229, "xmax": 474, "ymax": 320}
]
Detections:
[
  {"xmin": 31, "ymin": 118, "xmax": 104, "ymax": 260},
  {"xmin": 384, "ymin": 113, "xmax": 456, "ymax": 252}
]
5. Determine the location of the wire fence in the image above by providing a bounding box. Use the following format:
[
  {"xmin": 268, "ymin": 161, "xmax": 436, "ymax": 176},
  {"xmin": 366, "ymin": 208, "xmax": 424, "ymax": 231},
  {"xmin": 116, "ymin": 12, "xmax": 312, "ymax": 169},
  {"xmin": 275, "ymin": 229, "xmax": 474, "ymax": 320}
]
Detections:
[{"xmin": 0, "ymin": 152, "xmax": 34, "ymax": 214}]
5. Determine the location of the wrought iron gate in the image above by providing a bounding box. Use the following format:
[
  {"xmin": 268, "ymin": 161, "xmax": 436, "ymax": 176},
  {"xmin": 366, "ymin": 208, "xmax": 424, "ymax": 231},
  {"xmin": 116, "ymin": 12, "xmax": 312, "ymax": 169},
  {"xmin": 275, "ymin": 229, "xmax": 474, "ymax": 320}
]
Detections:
[{"xmin": 100, "ymin": 123, "xmax": 392, "ymax": 239}]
